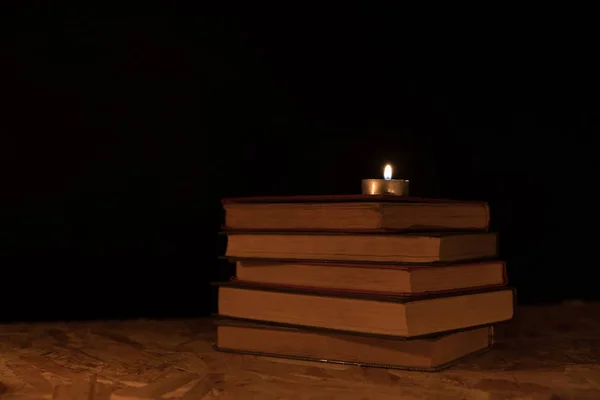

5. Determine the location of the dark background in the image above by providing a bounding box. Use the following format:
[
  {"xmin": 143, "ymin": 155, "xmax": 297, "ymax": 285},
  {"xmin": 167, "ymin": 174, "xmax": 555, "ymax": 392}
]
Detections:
[{"xmin": 2, "ymin": 8, "xmax": 597, "ymax": 322}]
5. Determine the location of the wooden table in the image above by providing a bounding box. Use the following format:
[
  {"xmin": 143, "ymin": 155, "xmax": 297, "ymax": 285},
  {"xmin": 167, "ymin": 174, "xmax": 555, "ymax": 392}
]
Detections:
[{"xmin": 1, "ymin": 302, "xmax": 599, "ymax": 399}]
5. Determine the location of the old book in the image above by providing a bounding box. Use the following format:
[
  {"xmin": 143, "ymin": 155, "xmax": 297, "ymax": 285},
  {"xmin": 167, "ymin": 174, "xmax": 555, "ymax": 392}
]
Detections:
[
  {"xmin": 222, "ymin": 195, "xmax": 489, "ymax": 232},
  {"xmin": 215, "ymin": 319, "xmax": 494, "ymax": 371},
  {"xmin": 216, "ymin": 282, "xmax": 515, "ymax": 338},
  {"xmin": 232, "ymin": 259, "xmax": 507, "ymax": 296},
  {"xmin": 224, "ymin": 232, "xmax": 497, "ymax": 263}
]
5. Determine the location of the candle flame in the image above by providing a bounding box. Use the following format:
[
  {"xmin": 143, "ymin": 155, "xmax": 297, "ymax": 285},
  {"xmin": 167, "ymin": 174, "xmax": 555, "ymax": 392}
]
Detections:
[{"xmin": 383, "ymin": 164, "xmax": 392, "ymax": 180}]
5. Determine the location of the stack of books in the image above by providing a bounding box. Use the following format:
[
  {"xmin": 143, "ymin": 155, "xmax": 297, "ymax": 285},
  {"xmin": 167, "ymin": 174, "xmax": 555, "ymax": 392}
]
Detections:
[{"xmin": 214, "ymin": 195, "xmax": 515, "ymax": 371}]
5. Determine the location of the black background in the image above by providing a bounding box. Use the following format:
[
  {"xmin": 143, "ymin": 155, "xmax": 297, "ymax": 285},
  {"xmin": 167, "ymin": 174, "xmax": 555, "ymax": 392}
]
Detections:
[{"xmin": 2, "ymin": 8, "xmax": 598, "ymax": 321}]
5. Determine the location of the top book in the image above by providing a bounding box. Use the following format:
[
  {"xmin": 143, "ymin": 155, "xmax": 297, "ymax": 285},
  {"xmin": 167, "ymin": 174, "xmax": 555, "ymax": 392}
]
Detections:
[{"xmin": 222, "ymin": 195, "xmax": 490, "ymax": 232}]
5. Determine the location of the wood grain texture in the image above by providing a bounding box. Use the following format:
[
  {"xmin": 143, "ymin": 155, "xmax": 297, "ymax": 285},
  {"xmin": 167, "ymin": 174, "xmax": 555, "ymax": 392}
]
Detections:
[{"xmin": 0, "ymin": 302, "xmax": 599, "ymax": 399}]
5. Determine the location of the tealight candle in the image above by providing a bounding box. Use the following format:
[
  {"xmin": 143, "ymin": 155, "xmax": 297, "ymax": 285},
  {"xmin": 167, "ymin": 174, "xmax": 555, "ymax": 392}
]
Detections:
[{"xmin": 361, "ymin": 164, "xmax": 409, "ymax": 196}]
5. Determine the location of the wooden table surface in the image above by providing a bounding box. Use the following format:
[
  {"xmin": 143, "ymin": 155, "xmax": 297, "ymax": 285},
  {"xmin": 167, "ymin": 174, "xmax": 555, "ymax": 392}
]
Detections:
[{"xmin": 1, "ymin": 302, "xmax": 599, "ymax": 400}]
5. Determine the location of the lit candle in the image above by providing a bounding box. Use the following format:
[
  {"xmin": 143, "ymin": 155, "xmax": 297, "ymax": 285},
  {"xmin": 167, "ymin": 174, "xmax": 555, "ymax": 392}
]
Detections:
[{"xmin": 361, "ymin": 164, "xmax": 410, "ymax": 196}]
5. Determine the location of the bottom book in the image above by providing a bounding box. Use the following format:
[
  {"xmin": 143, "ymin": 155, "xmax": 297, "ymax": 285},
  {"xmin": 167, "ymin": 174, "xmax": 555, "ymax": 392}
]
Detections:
[{"xmin": 214, "ymin": 319, "xmax": 494, "ymax": 372}]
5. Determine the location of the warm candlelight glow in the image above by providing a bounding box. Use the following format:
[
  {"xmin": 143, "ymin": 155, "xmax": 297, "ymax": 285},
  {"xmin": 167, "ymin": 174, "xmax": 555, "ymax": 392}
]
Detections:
[{"xmin": 383, "ymin": 164, "xmax": 392, "ymax": 180}]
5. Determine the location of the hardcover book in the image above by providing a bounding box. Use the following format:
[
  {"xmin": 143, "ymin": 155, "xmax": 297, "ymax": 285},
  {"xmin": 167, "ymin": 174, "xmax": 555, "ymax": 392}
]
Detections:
[
  {"xmin": 224, "ymin": 231, "xmax": 498, "ymax": 263},
  {"xmin": 229, "ymin": 258, "xmax": 507, "ymax": 296},
  {"xmin": 215, "ymin": 318, "xmax": 495, "ymax": 372},
  {"xmin": 215, "ymin": 281, "xmax": 515, "ymax": 338},
  {"xmin": 222, "ymin": 195, "xmax": 490, "ymax": 232}
]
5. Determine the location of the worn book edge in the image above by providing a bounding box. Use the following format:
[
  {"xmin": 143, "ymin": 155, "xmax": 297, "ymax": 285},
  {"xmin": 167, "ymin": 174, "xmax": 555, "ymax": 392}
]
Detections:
[
  {"xmin": 212, "ymin": 280, "xmax": 515, "ymax": 303},
  {"xmin": 219, "ymin": 255, "xmax": 500, "ymax": 267},
  {"xmin": 222, "ymin": 194, "xmax": 488, "ymax": 205}
]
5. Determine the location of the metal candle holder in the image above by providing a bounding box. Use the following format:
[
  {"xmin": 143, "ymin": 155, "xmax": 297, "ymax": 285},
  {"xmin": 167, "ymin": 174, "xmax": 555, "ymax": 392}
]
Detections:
[{"xmin": 361, "ymin": 164, "xmax": 409, "ymax": 196}]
